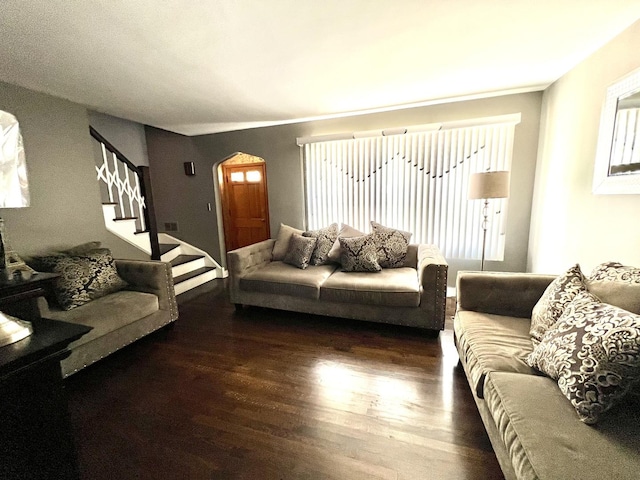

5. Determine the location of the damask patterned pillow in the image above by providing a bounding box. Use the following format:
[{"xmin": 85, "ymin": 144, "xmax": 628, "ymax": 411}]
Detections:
[
  {"xmin": 586, "ymin": 262, "xmax": 640, "ymax": 315},
  {"xmin": 303, "ymin": 223, "xmax": 338, "ymax": 265},
  {"xmin": 283, "ymin": 233, "xmax": 316, "ymax": 269},
  {"xmin": 370, "ymin": 222, "xmax": 412, "ymax": 268},
  {"xmin": 48, "ymin": 249, "xmax": 128, "ymax": 310},
  {"xmin": 526, "ymin": 291, "xmax": 640, "ymax": 424},
  {"xmin": 327, "ymin": 224, "xmax": 365, "ymax": 263},
  {"xmin": 339, "ymin": 234, "xmax": 382, "ymax": 272},
  {"xmin": 530, "ymin": 264, "xmax": 586, "ymax": 343}
]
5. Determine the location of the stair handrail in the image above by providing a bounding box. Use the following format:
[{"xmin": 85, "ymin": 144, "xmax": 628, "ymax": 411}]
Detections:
[{"xmin": 90, "ymin": 126, "xmax": 161, "ymax": 260}]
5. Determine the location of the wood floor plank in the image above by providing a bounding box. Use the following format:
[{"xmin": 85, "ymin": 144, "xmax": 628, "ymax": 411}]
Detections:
[{"xmin": 65, "ymin": 282, "xmax": 503, "ymax": 480}]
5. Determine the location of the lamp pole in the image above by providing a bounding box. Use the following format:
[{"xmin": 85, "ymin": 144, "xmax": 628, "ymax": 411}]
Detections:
[{"xmin": 481, "ymin": 199, "xmax": 488, "ymax": 271}]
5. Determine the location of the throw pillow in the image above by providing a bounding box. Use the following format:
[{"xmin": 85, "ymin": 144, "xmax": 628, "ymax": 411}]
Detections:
[
  {"xmin": 47, "ymin": 249, "xmax": 128, "ymax": 310},
  {"xmin": 339, "ymin": 234, "xmax": 382, "ymax": 272},
  {"xmin": 272, "ymin": 223, "xmax": 303, "ymax": 261},
  {"xmin": 370, "ymin": 221, "xmax": 412, "ymax": 268},
  {"xmin": 303, "ymin": 223, "xmax": 338, "ymax": 265},
  {"xmin": 529, "ymin": 264, "xmax": 586, "ymax": 344},
  {"xmin": 283, "ymin": 233, "xmax": 316, "ymax": 269},
  {"xmin": 526, "ymin": 291, "xmax": 640, "ymax": 424},
  {"xmin": 327, "ymin": 224, "xmax": 365, "ymax": 263},
  {"xmin": 586, "ymin": 262, "xmax": 640, "ymax": 315}
]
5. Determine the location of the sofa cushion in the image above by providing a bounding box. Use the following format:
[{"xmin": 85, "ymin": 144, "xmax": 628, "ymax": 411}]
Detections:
[
  {"xmin": 586, "ymin": 262, "xmax": 640, "ymax": 314},
  {"xmin": 484, "ymin": 371, "xmax": 640, "ymax": 480},
  {"xmin": 272, "ymin": 223, "xmax": 303, "ymax": 261},
  {"xmin": 303, "ymin": 223, "xmax": 338, "ymax": 265},
  {"xmin": 44, "ymin": 290, "xmax": 159, "ymax": 348},
  {"xmin": 454, "ymin": 311, "xmax": 538, "ymax": 398},
  {"xmin": 530, "ymin": 264, "xmax": 586, "ymax": 343},
  {"xmin": 240, "ymin": 262, "xmax": 337, "ymax": 299},
  {"xmin": 320, "ymin": 267, "xmax": 420, "ymax": 307},
  {"xmin": 371, "ymin": 221, "xmax": 412, "ymax": 268},
  {"xmin": 339, "ymin": 234, "xmax": 382, "ymax": 272},
  {"xmin": 283, "ymin": 233, "xmax": 316, "ymax": 269},
  {"xmin": 526, "ymin": 291, "xmax": 640, "ymax": 424}
]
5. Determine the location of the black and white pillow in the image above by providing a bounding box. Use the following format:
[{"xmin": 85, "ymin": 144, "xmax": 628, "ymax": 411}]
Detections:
[
  {"xmin": 303, "ymin": 223, "xmax": 338, "ymax": 265},
  {"xmin": 370, "ymin": 221, "xmax": 411, "ymax": 268},
  {"xmin": 339, "ymin": 234, "xmax": 381, "ymax": 272},
  {"xmin": 47, "ymin": 249, "xmax": 128, "ymax": 310},
  {"xmin": 526, "ymin": 291, "xmax": 640, "ymax": 424},
  {"xmin": 283, "ymin": 233, "xmax": 317, "ymax": 269},
  {"xmin": 530, "ymin": 264, "xmax": 586, "ymax": 343}
]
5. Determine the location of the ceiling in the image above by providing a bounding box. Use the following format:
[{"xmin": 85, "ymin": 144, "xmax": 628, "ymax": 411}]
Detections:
[{"xmin": 2, "ymin": 1, "xmax": 640, "ymax": 136}]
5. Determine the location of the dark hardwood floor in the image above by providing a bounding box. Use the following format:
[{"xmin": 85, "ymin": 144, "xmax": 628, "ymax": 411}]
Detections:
[{"xmin": 65, "ymin": 282, "xmax": 503, "ymax": 480}]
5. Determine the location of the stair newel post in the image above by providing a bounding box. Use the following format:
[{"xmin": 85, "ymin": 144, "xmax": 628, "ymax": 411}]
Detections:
[{"xmin": 139, "ymin": 166, "xmax": 161, "ymax": 260}]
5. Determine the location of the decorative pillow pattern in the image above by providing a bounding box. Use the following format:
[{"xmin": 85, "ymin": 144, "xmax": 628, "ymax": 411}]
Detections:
[
  {"xmin": 530, "ymin": 264, "xmax": 586, "ymax": 343},
  {"xmin": 339, "ymin": 234, "xmax": 382, "ymax": 272},
  {"xmin": 272, "ymin": 223, "xmax": 303, "ymax": 261},
  {"xmin": 48, "ymin": 250, "xmax": 128, "ymax": 310},
  {"xmin": 526, "ymin": 291, "xmax": 640, "ymax": 424},
  {"xmin": 586, "ymin": 262, "xmax": 640, "ymax": 315},
  {"xmin": 283, "ymin": 233, "xmax": 316, "ymax": 269},
  {"xmin": 327, "ymin": 224, "xmax": 365, "ymax": 263},
  {"xmin": 303, "ymin": 223, "xmax": 338, "ymax": 265},
  {"xmin": 370, "ymin": 222, "xmax": 412, "ymax": 268}
]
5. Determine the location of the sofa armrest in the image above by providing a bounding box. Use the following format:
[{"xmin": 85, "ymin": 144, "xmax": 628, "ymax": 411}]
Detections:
[
  {"xmin": 417, "ymin": 244, "xmax": 448, "ymax": 329},
  {"xmin": 115, "ymin": 259, "xmax": 178, "ymax": 321},
  {"xmin": 456, "ymin": 271, "xmax": 556, "ymax": 318},
  {"xmin": 226, "ymin": 239, "xmax": 275, "ymax": 299}
]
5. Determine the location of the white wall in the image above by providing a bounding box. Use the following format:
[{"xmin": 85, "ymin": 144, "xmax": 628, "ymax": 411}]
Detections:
[{"xmin": 528, "ymin": 19, "xmax": 640, "ymax": 274}]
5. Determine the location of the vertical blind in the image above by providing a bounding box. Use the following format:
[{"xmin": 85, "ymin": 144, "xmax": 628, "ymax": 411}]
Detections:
[{"xmin": 300, "ymin": 115, "xmax": 520, "ymax": 261}]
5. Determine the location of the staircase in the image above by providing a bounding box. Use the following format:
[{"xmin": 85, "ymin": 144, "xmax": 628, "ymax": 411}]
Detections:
[{"xmin": 92, "ymin": 127, "xmax": 226, "ymax": 299}]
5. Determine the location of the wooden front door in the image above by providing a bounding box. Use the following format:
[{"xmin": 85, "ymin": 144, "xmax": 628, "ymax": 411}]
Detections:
[{"xmin": 221, "ymin": 162, "xmax": 270, "ymax": 251}]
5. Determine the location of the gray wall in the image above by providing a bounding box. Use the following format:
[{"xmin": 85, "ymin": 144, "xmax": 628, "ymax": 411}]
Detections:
[
  {"xmin": 529, "ymin": 19, "xmax": 640, "ymax": 274},
  {"xmin": 0, "ymin": 81, "xmax": 148, "ymax": 260},
  {"xmin": 147, "ymin": 92, "xmax": 543, "ymax": 284},
  {"xmin": 88, "ymin": 110, "xmax": 149, "ymax": 166}
]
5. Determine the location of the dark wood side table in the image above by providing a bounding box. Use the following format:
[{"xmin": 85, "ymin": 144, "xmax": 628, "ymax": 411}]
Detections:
[{"xmin": 0, "ymin": 272, "xmax": 92, "ymax": 480}]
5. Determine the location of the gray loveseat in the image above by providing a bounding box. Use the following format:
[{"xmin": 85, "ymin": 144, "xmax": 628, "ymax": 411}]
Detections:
[
  {"xmin": 227, "ymin": 239, "xmax": 448, "ymax": 331},
  {"xmin": 454, "ymin": 271, "xmax": 640, "ymax": 480},
  {"xmin": 37, "ymin": 259, "xmax": 178, "ymax": 378}
]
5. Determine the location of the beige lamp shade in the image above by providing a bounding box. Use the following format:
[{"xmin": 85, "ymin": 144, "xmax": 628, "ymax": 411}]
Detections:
[{"xmin": 468, "ymin": 171, "xmax": 510, "ymax": 200}]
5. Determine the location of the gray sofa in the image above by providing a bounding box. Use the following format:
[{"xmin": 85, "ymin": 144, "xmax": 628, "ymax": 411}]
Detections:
[
  {"xmin": 227, "ymin": 239, "xmax": 448, "ymax": 331},
  {"xmin": 454, "ymin": 271, "xmax": 640, "ymax": 480},
  {"xmin": 37, "ymin": 259, "xmax": 178, "ymax": 378}
]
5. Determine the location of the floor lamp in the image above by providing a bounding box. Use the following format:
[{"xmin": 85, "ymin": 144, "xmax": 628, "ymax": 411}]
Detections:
[
  {"xmin": 468, "ymin": 171, "xmax": 510, "ymax": 271},
  {"xmin": 0, "ymin": 110, "xmax": 33, "ymax": 347}
]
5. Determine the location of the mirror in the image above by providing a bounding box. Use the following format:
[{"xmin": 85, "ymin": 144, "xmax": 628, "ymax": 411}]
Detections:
[{"xmin": 593, "ymin": 66, "xmax": 640, "ymax": 194}]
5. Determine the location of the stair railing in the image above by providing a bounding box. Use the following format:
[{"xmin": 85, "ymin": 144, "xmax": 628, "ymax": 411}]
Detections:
[{"xmin": 90, "ymin": 127, "xmax": 161, "ymax": 260}]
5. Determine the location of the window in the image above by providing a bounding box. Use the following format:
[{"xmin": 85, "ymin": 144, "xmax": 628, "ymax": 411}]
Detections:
[
  {"xmin": 230, "ymin": 171, "xmax": 244, "ymax": 182},
  {"xmin": 298, "ymin": 114, "xmax": 520, "ymax": 261},
  {"xmin": 246, "ymin": 170, "xmax": 262, "ymax": 182}
]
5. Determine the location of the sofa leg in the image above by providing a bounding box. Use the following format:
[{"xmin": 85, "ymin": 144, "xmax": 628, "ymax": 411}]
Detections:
[{"xmin": 234, "ymin": 304, "xmax": 244, "ymax": 312}]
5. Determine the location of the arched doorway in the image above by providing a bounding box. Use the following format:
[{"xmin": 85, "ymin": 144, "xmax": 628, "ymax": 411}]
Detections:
[{"xmin": 218, "ymin": 153, "xmax": 270, "ymax": 251}]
